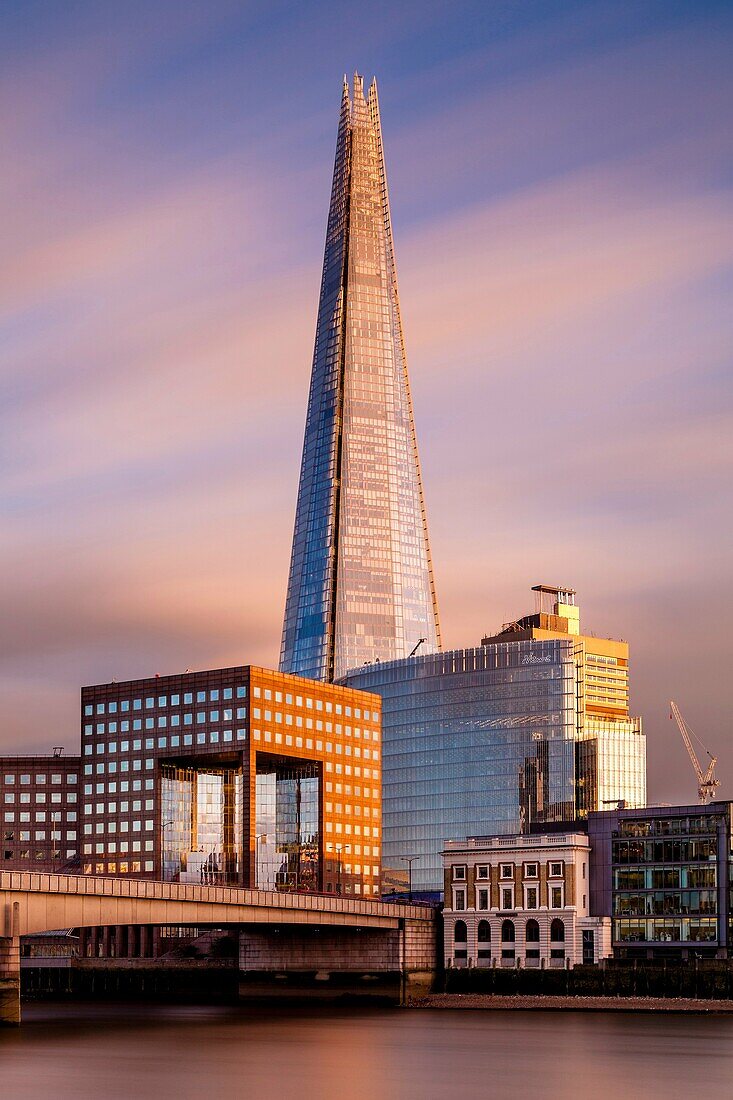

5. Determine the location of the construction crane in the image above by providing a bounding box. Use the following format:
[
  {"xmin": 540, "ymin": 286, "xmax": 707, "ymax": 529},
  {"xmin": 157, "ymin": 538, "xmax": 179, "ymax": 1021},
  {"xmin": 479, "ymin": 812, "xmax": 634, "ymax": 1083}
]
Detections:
[{"xmin": 670, "ymin": 701, "xmax": 720, "ymax": 804}]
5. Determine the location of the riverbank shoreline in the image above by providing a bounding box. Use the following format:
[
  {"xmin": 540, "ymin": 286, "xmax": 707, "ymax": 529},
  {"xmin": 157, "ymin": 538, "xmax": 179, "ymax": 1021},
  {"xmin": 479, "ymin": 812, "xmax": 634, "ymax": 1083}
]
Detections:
[{"xmin": 410, "ymin": 993, "xmax": 733, "ymax": 1013}]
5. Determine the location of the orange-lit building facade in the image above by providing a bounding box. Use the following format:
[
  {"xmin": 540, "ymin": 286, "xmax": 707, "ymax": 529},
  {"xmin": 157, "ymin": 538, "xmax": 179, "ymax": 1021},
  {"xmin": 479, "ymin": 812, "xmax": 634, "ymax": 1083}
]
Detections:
[{"xmin": 79, "ymin": 666, "xmax": 381, "ymax": 897}]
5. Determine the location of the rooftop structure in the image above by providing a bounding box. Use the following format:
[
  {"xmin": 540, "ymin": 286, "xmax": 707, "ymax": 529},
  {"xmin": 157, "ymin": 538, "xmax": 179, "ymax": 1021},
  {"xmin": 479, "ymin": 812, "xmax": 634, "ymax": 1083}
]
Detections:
[{"xmin": 482, "ymin": 585, "xmax": 645, "ymax": 808}]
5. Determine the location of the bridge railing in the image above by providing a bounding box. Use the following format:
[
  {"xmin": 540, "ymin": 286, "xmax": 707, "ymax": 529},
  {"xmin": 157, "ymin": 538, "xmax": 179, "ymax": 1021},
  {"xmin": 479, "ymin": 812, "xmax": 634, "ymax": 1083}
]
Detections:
[{"xmin": 0, "ymin": 871, "xmax": 432, "ymax": 921}]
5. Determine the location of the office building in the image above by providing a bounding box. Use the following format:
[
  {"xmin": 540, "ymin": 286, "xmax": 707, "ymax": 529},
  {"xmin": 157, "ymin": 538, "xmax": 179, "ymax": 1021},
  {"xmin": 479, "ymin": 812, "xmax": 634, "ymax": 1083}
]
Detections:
[
  {"xmin": 482, "ymin": 585, "xmax": 645, "ymax": 812},
  {"xmin": 78, "ymin": 666, "xmax": 382, "ymax": 895},
  {"xmin": 589, "ymin": 802, "xmax": 732, "ymax": 958},
  {"xmin": 442, "ymin": 833, "xmax": 610, "ymax": 968},
  {"xmin": 343, "ymin": 586, "xmax": 645, "ymax": 893},
  {"xmin": 280, "ymin": 74, "xmax": 441, "ymax": 682},
  {"xmin": 1, "ymin": 668, "xmax": 382, "ymax": 898},
  {"xmin": 2, "ymin": 753, "xmax": 81, "ymax": 872}
]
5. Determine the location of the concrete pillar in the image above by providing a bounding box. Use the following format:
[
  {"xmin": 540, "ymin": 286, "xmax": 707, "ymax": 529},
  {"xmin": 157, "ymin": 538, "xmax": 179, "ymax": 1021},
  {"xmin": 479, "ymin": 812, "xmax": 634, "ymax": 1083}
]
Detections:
[
  {"xmin": 152, "ymin": 927, "xmax": 161, "ymax": 958},
  {"xmin": 90, "ymin": 926, "xmax": 101, "ymax": 958},
  {"xmin": 0, "ymin": 902, "xmax": 21, "ymax": 1026},
  {"xmin": 140, "ymin": 925, "xmax": 152, "ymax": 958},
  {"xmin": 115, "ymin": 926, "xmax": 126, "ymax": 958},
  {"xmin": 398, "ymin": 915, "xmax": 438, "ymax": 1005},
  {"xmin": 101, "ymin": 926, "xmax": 112, "ymax": 958},
  {"xmin": 127, "ymin": 926, "xmax": 138, "ymax": 958}
]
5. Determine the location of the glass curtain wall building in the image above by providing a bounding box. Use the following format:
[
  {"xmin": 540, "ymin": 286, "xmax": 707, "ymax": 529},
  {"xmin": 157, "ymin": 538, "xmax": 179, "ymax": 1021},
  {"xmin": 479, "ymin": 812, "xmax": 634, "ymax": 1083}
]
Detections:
[
  {"xmin": 589, "ymin": 803, "xmax": 733, "ymax": 958},
  {"xmin": 255, "ymin": 759, "xmax": 320, "ymax": 892},
  {"xmin": 343, "ymin": 591, "xmax": 646, "ymax": 893},
  {"xmin": 343, "ymin": 640, "xmax": 583, "ymax": 893},
  {"xmin": 280, "ymin": 74, "xmax": 441, "ymax": 682}
]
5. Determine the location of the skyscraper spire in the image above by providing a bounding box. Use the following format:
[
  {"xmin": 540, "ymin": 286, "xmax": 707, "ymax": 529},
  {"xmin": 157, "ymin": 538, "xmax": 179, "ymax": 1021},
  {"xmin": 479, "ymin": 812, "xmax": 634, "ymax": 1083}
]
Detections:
[{"xmin": 280, "ymin": 75, "xmax": 441, "ymax": 682}]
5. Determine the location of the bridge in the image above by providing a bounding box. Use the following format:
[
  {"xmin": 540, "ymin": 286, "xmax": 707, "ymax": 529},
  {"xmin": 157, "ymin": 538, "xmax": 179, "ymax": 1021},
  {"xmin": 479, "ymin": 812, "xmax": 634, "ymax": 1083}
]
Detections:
[{"xmin": 0, "ymin": 871, "xmax": 437, "ymax": 1023}]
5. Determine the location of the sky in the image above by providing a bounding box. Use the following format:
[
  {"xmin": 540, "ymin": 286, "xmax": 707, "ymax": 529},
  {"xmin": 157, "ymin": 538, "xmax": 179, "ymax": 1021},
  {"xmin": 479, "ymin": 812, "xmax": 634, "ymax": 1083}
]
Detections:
[{"xmin": 2, "ymin": 0, "xmax": 732, "ymax": 804}]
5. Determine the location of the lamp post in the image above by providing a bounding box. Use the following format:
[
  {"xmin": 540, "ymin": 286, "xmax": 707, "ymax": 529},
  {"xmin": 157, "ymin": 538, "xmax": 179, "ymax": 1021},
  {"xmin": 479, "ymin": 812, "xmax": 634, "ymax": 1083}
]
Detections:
[
  {"xmin": 51, "ymin": 811, "xmax": 61, "ymax": 873},
  {"xmin": 334, "ymin": 845, "xmax": 350, "ymax": 895},
  {"xmin": 400, "ymin": 855, "xmax": 420, "ymax": 903},
  {"xmin": 161, "ymin": 820, "xmax": 175, "ymax": 881},
  {"xmin": 255, "ymin": 833, "xmax": 268, "ymax": 889},
  {"xmin": 334, "ymin": 846, "xmax": 342, "ymax": 894}
]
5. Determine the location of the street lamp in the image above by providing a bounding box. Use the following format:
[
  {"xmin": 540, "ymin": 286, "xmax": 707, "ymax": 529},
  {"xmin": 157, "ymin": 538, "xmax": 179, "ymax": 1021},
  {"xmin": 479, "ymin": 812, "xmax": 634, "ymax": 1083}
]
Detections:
[
  {"xmin": 51, "ymin": 811, "xmax": 61, "ymax": 873},
  {"xmin": 161, "ymin": 820, "xmax": 175, "ymax": 881},
  {"xmin": 400, "ymin": 855, "xmax": 420, "ymax": 903},
  {"xmin": 255, "ymin": 833, "xmax": 268, "ymax": 889},
  {"xmin": 334, "ymin": 845, "xmax": 349, "ymax": 895}
]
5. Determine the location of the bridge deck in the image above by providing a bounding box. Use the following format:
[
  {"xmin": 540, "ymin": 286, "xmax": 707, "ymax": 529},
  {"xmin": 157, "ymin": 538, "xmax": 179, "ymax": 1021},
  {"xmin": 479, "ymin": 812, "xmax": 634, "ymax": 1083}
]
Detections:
[{"xmin": 1, "ymin": 871, "xmax": 432, "ymax": 936}]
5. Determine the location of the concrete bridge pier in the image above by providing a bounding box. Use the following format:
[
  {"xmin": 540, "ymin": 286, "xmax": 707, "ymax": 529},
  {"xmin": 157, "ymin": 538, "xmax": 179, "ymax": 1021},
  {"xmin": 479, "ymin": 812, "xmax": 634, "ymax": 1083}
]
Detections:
[
  {"xmin": 237, "ymin": 913, "xmax": 437, "ymax": 1004},
  {"xmin": 0, "ymin": 901, "xmax": 20, "ymax": 1026}
]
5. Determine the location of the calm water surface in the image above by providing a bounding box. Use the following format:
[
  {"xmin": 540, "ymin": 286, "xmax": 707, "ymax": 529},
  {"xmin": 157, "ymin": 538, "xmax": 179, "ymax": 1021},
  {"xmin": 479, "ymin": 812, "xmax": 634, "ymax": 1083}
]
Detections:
[{"xmin": 2, "ymin": 1001, "xmax": 733, "ymax": 1099}]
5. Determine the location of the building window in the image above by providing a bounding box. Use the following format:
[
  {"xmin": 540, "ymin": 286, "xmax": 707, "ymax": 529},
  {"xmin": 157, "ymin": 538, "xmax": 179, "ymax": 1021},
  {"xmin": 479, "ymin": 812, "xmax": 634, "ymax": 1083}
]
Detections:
[
  {"xmin": 525, "ymin": 918, "xmax": 540, "ymax": 943},
  {"xmin": 453, "ymin": 888, "xmax": 466, "ymax": 911},
  {"xmin": 500, "ymin": 863, "xmax": 514, "ymax": 879},
  {"xmin": 452, "ymin": 865, "xmax": 466, "ymax": 881},
  {"xmin": 550, "ymin": 918, "xmax": 565, "ymax": 943},
  {"xmin": 501, "ymin": 919, "xmax": 515, "ymax": 943},
  {"xmin": 453, "ymin": 919, "xmax": 468, "ymax": 962},
  {"xmin": 501, "ymin": 919, "xmax": 515, "ymax": 958},
  {"xmin": 477, "ymin": 888, "xmax": 489, "ymax": 911},
  {"xmin": 525, "ymin": 886, "xmax": 538, "ymax": 910},
  {"xmin": 501, "ymin": 887, "xmax": 514, "ymax": 911},
  {"xmin": 551, "ymin": 886, "xmax": 564, "ymax": 909},
  {"xmin": 476, "ymin": 864, "xmax": 489, "ymax": 880},
  {"xmin": 523, "ymin": 863, "xmax": 538, "ymax": 879},
  {"xmin": 477, "ymin": 920, "xmax": 491, "ymax": 964},
  {"xmin": 549, "ymin": 862, "xmax": 563, "ymax": 878}
]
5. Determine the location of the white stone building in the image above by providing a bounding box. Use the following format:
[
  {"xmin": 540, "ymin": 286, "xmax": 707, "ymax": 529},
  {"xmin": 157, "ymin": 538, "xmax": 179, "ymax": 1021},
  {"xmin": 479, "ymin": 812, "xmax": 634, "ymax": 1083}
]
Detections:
[{"xmin": 442, "ymin": 833, "xmax": 610, "ymax": 968}]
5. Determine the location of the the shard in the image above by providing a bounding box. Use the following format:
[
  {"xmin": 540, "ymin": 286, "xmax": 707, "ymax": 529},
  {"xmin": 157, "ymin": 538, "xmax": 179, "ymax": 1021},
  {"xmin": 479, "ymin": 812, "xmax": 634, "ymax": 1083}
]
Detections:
[{"xmin": 280, "ymin": 74, "xmax": 441, "ymax": 682}]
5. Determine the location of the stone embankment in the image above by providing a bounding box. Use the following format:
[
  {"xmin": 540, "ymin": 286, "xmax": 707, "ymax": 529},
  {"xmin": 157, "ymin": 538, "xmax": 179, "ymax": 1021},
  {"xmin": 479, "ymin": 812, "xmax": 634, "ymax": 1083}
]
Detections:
[{"xmin": 411, "ymin": 993, "xmax": 733, "ymax": 1013}]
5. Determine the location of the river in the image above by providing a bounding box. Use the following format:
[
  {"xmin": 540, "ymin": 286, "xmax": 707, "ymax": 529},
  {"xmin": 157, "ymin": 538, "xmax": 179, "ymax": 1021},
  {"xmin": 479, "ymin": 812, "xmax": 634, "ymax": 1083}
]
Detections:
[{"xmin": 2, "ymin": 1002, "xmax": 732, "ymax": 1098}]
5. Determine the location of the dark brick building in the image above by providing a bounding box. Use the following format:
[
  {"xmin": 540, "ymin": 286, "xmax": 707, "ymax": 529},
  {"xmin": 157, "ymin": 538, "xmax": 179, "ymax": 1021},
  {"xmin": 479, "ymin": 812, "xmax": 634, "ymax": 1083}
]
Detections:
[{"xmin": 2, "ymin": 754, "xmax": 81, "ymax": 871}]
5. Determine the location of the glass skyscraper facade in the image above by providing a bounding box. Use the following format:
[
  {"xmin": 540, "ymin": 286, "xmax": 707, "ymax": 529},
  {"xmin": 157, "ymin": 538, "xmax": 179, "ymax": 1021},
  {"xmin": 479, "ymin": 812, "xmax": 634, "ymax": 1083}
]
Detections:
[
  {"xmin": 280, "ymin": 74, "xmax": 440, "ymax": 682},
  {"xmin": 344, "ymin": 629, "xmax": 646, "ymax": 893},
  {"xmin": 343, "ymin": 640, "xmax": 582, "ymax": 893}
]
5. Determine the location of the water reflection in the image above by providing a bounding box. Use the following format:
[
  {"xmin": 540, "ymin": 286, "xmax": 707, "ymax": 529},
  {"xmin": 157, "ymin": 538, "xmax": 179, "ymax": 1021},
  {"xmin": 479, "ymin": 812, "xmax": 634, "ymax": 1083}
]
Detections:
[{"xmin": 2, "ymin": 1002, "xmax": 733, "ymax": 1099}]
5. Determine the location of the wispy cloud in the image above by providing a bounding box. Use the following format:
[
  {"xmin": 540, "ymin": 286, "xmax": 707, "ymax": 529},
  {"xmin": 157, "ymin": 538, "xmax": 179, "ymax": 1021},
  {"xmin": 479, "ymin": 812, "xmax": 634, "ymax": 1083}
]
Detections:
[{"xmin": 1, "ymin": 1, "xmax": 731, "ymax": 804}]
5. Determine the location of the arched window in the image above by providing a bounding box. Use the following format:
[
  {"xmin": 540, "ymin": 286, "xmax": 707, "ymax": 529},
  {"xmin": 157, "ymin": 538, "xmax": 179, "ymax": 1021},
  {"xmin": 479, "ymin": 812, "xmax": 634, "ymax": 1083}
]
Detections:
[
  {"xmin": 525, "ymin": 919, "xmax": 540, "ymax": 943},
  {"xmin": 501, "ymin": 919, "xmax": 515, "ymax": 943},
  {"xmin": 477, "ymin": 920, "xmax": 491, "ymax": 943},
  {"xmin": 550, "ymin": 918, "xmax": 565, "ymax": 942},
  {"xmin": 453, "ymin": 919, "xmax": 468, "ymax": 965}
]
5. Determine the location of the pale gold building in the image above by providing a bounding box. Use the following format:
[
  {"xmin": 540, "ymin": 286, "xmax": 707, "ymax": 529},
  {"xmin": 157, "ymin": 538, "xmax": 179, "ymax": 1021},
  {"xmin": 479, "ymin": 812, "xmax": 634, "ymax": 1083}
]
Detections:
[{"xmin": 481, "ymin": 585, "xmax": 646, "ymax": 813}]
